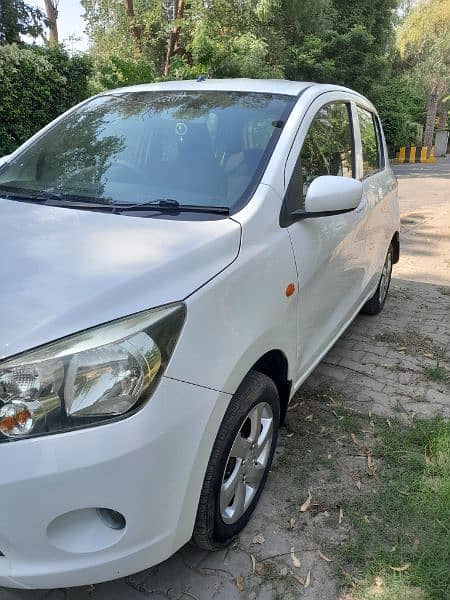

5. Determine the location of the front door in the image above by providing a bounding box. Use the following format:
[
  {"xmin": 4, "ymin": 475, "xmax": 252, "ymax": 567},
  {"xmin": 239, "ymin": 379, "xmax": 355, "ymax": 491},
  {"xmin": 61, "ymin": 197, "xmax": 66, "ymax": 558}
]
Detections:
[{"xmin": 284, "ymin": 95, "xmax": 369, "ymax": 383}]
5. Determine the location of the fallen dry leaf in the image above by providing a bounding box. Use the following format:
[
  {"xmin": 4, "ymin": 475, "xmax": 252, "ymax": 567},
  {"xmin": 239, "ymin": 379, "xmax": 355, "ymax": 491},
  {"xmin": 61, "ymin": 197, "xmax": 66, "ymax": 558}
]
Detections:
[
  {"xmin": 293, "ymin": 574, "xmax": 305, "ymax": 586},
  {"xmin": 363, "ymin": 515, "xmax": 370, "ymax": 523},
  {"xmin": 291, "ymin": 546, "xmax": 301, "ymax": 568},
  {"xmin": 322, "ymin": 510, "xmax": 330, "ymax": 517},
  {"xmin": 339, "ymin": 507, "xmax": 344, "ymax": 524},
  {"xmin": 389, "ymin": 563, "xmax": 410, "ymax": 572},
  {"xmin": 250, "ymin": 553, "xmax": 256, "ymax": 574},
  {"xmin": 318, "ymin": 550, "xmax": 332, "ymax": 562},
  {"xmin": 367, "ymin": 452, "xmax": 377, "ymax": 477},
  {"xmin": 374, "ymin": 576, "xmax": 383, "ymax": 588},
  {"xmin": 235, "ymin": 575, "xmax": 245, "ymax": 591},
  {"xmin": 305, "ymin": 570, "xmax": 311, "ymax": 588},
  {"xmin": 386, "ymin": 419, "xmax": 392, "ymax": 428},
  {"xmin": 287, "ymin": 432, "xmax": 295, "ymax": 438},
  {"xmin": 300, "ymin": 489, "xmax": 312, "ymax": 512},
  {"xmin": 305, "ymin": 414, "xmax": 313, "ymax": 422},
  {"xmin": 255, "ymin": 562, "xmax": 265, "ymax": 576},
  {"xmin": 351, "ymin": 433, "xmax": 358, "ymax": 445},
  {"xmin": 288, "ymin": 517, "xmax": 296, "ymax": 529},
  {"xmin": 355, "ymin": 479, "xmax": 362, "ymax": 490},
  {"xmin": 327, "ymin": 453, "xmax": 332, "ymax": 460},
  {"xmin": 252, "ymin": 533, "xmax": 265, "ymax": 545}
]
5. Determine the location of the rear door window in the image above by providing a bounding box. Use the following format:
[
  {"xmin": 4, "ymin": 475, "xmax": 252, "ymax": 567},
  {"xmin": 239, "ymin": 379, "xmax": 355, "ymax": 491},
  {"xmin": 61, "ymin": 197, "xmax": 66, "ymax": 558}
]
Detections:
[{"xmin": 357, "ymin": 106, "xmax": 382, "ymax": 177}]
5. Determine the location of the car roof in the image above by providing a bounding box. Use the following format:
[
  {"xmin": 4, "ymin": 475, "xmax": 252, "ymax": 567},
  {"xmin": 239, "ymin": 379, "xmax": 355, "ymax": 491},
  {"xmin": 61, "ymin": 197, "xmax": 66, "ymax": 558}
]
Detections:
[
  {"xmin": 101, "ymin": 79, "xmax": 374, "ymax": 112},
  {"xmin": 104, "ymin": 78, "xmax": 315, "ymax": 97}
]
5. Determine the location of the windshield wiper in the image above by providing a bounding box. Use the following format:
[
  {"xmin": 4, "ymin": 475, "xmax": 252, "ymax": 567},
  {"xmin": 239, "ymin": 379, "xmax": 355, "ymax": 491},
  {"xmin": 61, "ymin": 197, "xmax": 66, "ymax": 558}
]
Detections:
[
  {"xmin": 0, "ymin": 188, "xmax": 113, "ymax": 208},
  {"xmin": 0, "ymin": 189, "xmax": 230, "ymax": 215},
  {"xmin": 111, "ymin": 198, "xmax": 230, "ymax": 215}
]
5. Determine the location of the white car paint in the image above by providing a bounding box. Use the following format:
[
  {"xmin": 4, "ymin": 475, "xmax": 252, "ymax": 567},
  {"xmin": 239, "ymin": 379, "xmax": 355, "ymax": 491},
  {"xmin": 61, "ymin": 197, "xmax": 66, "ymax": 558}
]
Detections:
[
  {"xmin": 0, "ymin": 79, "xmax": 399, "ymax": 588},
  {"xmin": 0, "ymin": 198, "xmax": 241, "ymax": 360}
]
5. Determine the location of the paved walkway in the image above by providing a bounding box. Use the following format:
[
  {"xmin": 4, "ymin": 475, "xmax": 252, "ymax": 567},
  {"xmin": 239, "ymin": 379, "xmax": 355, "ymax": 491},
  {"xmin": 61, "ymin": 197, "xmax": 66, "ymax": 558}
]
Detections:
[{"xmin": 2, "ymin": 158, "xmax": 449, "ymax": 600}]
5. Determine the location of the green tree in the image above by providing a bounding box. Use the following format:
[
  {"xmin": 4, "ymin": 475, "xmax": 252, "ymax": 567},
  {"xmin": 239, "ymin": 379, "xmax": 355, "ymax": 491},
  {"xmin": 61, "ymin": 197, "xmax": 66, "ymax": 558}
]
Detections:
[
  {"xmin": 397, "ymin": 0, "xmax": 450, "ymax": 148},
  {"xmin": 0, "ymin": 0, "xmax": 46, "ymax": 44},
  {"xmin": 80, "ymin": 0, "xmax": 424, "ymax": 152}
]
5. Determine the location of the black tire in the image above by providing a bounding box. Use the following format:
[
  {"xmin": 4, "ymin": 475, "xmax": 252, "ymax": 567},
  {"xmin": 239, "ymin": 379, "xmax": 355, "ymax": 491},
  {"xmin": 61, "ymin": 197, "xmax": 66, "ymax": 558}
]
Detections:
[
  {"xmin": 361, "ymin": 243, "xmax": 393, "ymax": 315},
  {"xmin": 192, "ymin": 371, "xmax": 280, "ymax": 550}
]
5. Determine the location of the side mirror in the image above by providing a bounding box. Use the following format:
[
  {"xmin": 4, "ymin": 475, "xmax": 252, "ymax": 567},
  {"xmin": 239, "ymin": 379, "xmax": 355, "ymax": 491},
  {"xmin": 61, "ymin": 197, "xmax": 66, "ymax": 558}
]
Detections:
[{"xmin": 292, "ymin": 175, "xmax": 363, "ymax": 220}]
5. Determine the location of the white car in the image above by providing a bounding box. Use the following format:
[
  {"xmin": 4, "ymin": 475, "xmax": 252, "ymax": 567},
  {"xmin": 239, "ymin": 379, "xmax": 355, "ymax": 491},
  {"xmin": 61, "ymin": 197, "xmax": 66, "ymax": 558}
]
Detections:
[{"xmin": 0, "ymin": 79, "xmax": 399, "ymax": 589}]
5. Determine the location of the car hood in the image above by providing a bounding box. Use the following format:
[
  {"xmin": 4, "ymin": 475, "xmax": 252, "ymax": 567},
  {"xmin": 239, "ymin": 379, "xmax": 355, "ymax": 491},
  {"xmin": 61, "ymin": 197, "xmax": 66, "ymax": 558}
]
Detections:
[{"xmin": 0, "ymin": 199, "xmax": 241, "ymax": 360}]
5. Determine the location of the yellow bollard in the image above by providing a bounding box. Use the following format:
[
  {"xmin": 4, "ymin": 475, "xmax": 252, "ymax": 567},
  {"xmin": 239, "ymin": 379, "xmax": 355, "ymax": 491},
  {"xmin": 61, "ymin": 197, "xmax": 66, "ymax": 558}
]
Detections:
[
  {"xmin": 427, "ymin": 146, "xmax": 437, "ymax": 163},
  {"xmin": 398, "ymin": 147, "xmax": 406, "ymax": 163},
  {"xmin": 409, "ymin": 146, "xmax": 416, "ymax": 162},
  {"xmin": 420, "ymin": 147, "xmax": 428, "ymax": 163}
]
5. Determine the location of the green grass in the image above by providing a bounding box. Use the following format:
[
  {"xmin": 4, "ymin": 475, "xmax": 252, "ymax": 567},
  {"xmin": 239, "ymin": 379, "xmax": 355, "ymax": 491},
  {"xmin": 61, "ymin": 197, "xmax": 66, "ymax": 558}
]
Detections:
[
  {"xmin": 423, "ymin": 365, "xmax": 448, "ymax": 383},
  {"xmin": 336, "ymin": 418, "xmax": 450, "ymax": 600}
]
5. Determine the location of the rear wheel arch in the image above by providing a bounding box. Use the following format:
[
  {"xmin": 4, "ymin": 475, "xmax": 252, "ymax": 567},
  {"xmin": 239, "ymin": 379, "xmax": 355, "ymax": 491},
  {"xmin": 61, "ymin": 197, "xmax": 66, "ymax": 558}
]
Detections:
[{"xmin": 391, "ymin": 231, "xmax": 400, "ymax": 264}]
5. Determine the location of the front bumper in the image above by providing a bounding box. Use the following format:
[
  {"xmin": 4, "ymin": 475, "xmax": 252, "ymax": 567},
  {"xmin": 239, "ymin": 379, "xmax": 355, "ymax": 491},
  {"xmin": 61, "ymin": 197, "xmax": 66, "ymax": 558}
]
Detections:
[{"xmin": 0, "ymin": 377, "xmax": 230, "ymax": 589}]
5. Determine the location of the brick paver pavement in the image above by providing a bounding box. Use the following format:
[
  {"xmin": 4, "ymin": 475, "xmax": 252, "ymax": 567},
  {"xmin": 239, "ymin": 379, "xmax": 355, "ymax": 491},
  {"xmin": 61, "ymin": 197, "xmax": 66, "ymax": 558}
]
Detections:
[{"xmin": 2, "ymin": 158, "xmax": 449, "ymax": 600}]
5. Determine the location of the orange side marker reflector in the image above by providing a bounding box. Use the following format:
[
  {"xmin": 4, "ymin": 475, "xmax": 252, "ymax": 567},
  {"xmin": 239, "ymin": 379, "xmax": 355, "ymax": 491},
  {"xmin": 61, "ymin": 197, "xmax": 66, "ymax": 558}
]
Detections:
[{"xmin": 286, "ymin": 283, "xmax": 296, "ymax": 297}]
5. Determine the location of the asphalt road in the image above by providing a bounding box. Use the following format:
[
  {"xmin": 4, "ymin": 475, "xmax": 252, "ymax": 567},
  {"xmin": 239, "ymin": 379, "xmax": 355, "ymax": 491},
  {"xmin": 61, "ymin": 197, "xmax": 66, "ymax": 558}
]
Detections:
[{"xmin": 393, "ymin": 154, "xmax": 450, "ymax": 215}]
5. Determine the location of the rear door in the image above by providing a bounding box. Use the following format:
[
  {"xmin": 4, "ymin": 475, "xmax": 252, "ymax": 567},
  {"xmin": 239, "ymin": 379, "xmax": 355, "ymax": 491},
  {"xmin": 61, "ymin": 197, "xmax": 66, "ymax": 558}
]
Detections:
[
  {"xmin": 283, "ymin": 93, "xmax": 369, "ymax": 381},
  {"xmin": 355, "ymin": 104, "xmax": 396, "ymax": 289}
]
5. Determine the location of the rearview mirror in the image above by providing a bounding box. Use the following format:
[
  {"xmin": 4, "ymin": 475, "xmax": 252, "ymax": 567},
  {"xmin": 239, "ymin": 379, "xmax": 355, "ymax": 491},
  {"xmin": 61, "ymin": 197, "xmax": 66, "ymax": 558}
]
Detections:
[{"xmin": 292, "ymin": 175, "xmax": 363, "ymax": 220}]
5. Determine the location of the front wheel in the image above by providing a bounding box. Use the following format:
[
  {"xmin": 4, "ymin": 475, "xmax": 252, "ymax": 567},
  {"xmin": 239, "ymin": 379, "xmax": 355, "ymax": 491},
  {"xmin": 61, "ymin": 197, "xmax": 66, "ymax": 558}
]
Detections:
[
  {"xmin": 192, "ymin": 371, "xmax": 280, "ymax": 550},
  {"xmin": 361, "ymin": 243, "xmax": 393, "ymax": 315}
]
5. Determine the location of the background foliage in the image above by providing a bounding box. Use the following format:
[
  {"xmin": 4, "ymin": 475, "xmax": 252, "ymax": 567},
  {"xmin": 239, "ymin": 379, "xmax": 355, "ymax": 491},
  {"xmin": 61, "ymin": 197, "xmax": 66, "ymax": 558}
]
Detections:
[
  {"xmin": 0, "ymin": 43, "xmax": 91, "ymax": 154},
  {"xmin": 0, "ymin": 0, "xmax": 448, "ymax": 156}
]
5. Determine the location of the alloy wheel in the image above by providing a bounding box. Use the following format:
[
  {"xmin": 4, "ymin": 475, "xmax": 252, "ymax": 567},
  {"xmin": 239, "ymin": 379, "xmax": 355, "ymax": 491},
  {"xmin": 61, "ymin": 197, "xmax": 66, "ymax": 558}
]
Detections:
[{"xmin": 220, "ymin": 402, "xmax": 274, "ymax": 524}]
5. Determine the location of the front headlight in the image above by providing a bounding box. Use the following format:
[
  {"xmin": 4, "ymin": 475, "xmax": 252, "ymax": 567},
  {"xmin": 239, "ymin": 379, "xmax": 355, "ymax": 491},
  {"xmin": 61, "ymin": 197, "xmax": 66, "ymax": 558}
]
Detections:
[{"xmin": 0, "ymin": 303, "xmax": 185, "ymax": 441}]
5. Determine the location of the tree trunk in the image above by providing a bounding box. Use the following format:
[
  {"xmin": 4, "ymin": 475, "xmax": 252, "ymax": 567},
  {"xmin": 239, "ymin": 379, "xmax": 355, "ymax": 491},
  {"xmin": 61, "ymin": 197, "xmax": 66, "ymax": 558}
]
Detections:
[
  {"xmin": 163, "ymin": 0, "xmax": 185, "ymax": 77},
  {"xmin": 423, "ymin": 92, "xmax": 439, "ymax": 150},
  {"xmin": 44, "ymin": 0, "xmax": 58, "ymax": 45},
  {"xmin": 123, "ymin": 0, "xmax": 143, "ymax": 48},
  {"xmin": 437, "ymin": 100, "xmax": 448, "ymax": 130}
]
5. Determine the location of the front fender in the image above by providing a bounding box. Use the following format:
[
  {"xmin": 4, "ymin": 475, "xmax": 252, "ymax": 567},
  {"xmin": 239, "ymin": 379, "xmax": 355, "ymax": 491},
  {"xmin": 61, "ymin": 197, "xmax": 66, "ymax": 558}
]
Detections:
[{"xmin": 166, "ymin": 187, "xmax": 299, "ymax": 396}]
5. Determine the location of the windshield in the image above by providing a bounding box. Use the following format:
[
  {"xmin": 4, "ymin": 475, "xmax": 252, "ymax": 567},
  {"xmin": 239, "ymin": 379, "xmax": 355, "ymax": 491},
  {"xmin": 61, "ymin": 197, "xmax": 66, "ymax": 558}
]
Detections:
[{"xmin": 0, "ymin": 90, "xmax": 295, "ymax": 210}]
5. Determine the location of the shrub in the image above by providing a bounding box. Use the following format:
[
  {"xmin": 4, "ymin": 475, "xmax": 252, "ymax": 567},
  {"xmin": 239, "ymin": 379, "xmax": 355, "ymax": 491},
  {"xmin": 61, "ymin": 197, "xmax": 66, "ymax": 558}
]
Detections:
[
  {"xmin": 0, "ymin": 44, "xmax": 91, "ymax": 155},
  {"xmin": 88, "ymin": 54, "xmax": 155, "ymax": 94}
]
